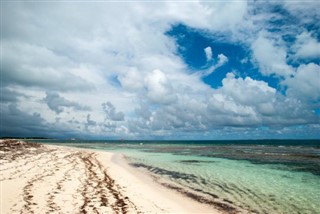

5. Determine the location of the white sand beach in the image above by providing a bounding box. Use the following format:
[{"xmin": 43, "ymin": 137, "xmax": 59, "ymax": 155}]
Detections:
[{"xmin": 0, "ymin": 140, "xmax": 220, "ymax": 214}]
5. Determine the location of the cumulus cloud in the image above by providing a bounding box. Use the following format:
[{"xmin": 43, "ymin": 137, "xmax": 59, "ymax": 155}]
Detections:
[
  {"xmin": 128, "ymin": 70, "xmax": 317, "ymax": 137},
  {"xmin": 220, "ymin": 73, "xmax": 276, "ymax": 105},
  {"xmin": 293, "ymin": 32, "xmax": 320, "ymax": 59},
  {"xmin": 102, "ymin": 102, "xmax": 125, "ymax": 121},
  {"xmin": 284, "ymin": 63, "xmax": 320, "ymax": 102},
  {"xmin": 145, "ymin": 69, "xmax": 177, "ymax": 105},
  {"xmin": 251, "ymin": 31, "xmax": 294, "ymax": 77},
  {"xmin": 43, "ymin": 91, "xmax": 90, "ymax": 114},
  {"xmin": 85, "ymin": 114, "xmax": 97, "ymax": 132}
]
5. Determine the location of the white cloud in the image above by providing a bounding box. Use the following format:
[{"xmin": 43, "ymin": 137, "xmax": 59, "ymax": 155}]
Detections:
[
  {"xmin": 199, "ymin": 53, "xmax": 228, "ymax": 77},
  {"xmin": 283, "ymin": 2, "xmax": 320, "ymax": 29},
  {"xmin": 203, "ymin": 1, "xmax": 249, "ymax": 31},
  {"xmin": 117, "ymin": 68, "xmax": 144, "ymax": 91},
  {"xmin": 220, "ymin": 73, "xmax": 276, "ymax": 106},
  {"xmin": 251, "ymin": 31, "xmax": 294, "ymax": 77},
  {"xmin": 293, "ymin": 32, "xmax": 320, "ymax": 59},
  {"xmin": 284, "ymin": 63, "xmax": 320, "ymax": 101},
  {"xmin": 144, "ymin": 69, "xmax": 177, "ymax": 105},
  {"xmin": 204, "ymin": 46, "xmax": 213, "ymax": 61},
  {"xmin": 217, "ymin": 54, "xmax": 228, "ymax": 67}
]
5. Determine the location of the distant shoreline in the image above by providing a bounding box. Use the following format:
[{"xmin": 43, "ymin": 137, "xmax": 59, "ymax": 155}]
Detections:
[
  {"xmin": 2, "ymin": 137, "xmax": 319, "ymax": 141},
  {"xmin": 0, "ymin": 137, "xmax": 53, "ymax": 140}
]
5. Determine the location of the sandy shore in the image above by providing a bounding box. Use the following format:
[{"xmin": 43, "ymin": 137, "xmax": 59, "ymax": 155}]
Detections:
[{"xmin": 0, "ymin": 140, "xmax": 221, "ymax": 214}]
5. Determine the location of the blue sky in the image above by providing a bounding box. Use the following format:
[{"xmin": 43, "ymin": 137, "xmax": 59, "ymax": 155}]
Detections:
[
  {"xmin": 1, "ymin": 1, "xmax": 320, "ymax": 139},
  {"xmin": 166, "ymin": 24, "xmax": 281, "ymax": 90}
]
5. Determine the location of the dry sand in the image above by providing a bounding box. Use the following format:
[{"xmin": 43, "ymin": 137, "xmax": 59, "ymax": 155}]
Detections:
[{"xmin": 0, "ymin": 140, "xmax": 221, "ymax": 214}]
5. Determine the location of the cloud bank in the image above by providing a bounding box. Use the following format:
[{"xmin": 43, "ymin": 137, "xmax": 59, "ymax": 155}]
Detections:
[{"xmin": 1, "ymin": 1, "xmax": 319, "ymax": 139}]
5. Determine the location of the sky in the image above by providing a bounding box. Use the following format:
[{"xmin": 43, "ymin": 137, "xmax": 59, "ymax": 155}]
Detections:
[{"xmin": 1, "ymin": 1, "xmax": 320, "ymax": 140}]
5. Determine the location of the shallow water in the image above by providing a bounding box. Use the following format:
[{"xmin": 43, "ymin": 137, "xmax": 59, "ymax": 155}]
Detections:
[{"xmin": 33, "ymin": 140, "xmax": 320, "ymax": 213}]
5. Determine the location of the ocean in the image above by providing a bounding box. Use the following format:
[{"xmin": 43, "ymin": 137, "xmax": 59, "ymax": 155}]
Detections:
[{"xmin": 31, "ymin": 140, "xmax": 320, "ymax": 214}]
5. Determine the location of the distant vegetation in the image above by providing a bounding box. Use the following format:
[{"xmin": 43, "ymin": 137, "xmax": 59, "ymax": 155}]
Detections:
[{"xmin": 0, "ymin": 137, "xmax": 52, "ymax": 139}]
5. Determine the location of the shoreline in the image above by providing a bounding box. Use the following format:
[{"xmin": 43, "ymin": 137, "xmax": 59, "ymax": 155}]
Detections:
[{"xmin": 1, "ymin": 140, "xmax": 221, "ymax": 213}]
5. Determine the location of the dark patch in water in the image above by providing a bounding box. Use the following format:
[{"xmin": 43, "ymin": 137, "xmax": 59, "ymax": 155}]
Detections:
[
  {"xmin": 144, "ymin": 144, "xmax": 320, "ymax": 176},
  {"xmin": 190, "ymin": 187, "xmax": 219, "ymax": 199},
  {"xmin": 223, "ymin": 199, "xmax": 234, "ymax": 204},
  {"xmin": 281, "ymin": 174, "xmax": 292, "ymax": 179},
  {"xmin": 130, "ymin": 163, "xmax": 198, "ymax": 182},
  {"xmin": 178, "ymin": 160, "xmax": 216, "ymax": 164}
]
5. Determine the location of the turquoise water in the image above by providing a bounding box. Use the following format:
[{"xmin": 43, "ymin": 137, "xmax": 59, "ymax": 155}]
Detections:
[{"xmin": 32, "ymin": 140, "xmax": 320, "ymax": 213}]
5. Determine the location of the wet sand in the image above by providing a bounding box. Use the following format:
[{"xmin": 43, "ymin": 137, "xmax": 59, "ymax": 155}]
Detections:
[{"xmin": 0, "ymin": 140, "xmax": 219, "ymax": 214}]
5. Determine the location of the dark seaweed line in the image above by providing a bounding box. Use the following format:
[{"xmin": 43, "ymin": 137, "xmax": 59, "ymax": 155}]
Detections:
[
  {"xmin": 95, "ymin": 158, "xmax": 139, "ymax": 213},
  {"xmin": 20, "ymin": 150, "xmax": 76, "ymax": 214},
  {"xmin": 46, "ymin": 152, "xmax": 80, "ymax": 214},
  {"xmin": 79, "ymin": 153, "xmax": 98, "ymax": 214},
  {"xmin": 79, "ymin": 152, "xmax": 138, "ymax": 214},
  {"xmin": 0, "ymin": 152, "xmax": 53, "ymax": 182},
  {"xmin": 20, "ymin": 161, "xmax": 57, "ymax": 214}
]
